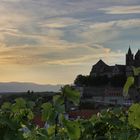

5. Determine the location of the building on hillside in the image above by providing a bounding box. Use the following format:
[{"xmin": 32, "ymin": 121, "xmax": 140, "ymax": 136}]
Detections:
[
  {"xmin": 90, "ymin": 48, "xmax": 140, "ymax": 77},
  {"xmin": 82, "ymin": 87, "xmax": 133, "ymax": 106},
  {"xmin": 75, "ymin": 48, "xmax": 140, "ymax": 107},
  {"xmin": 90, "ymin": 59, "xmax": 111, "ymax": 77},
  {"xmin": 90, "ymin": 47, "xmax": 140, "ymax": 86}
]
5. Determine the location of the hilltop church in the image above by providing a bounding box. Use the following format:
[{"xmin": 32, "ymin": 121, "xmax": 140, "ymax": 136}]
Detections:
[
  {"xmin": 90, "ymin": 48, "xmax": 140, "ymax": 78},
  {"xmin": 75, "ymin": 48, "xmax": 140, "ymax": 106}
]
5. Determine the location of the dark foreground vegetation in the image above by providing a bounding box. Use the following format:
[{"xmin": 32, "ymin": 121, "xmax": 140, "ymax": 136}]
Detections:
[
  {"xmin": 0, "ymin": 91, "xmax": 57, "ymax": 106},
  {"xmin": 0, "ymin": 85, "xmax": 140, "ymax": 140}
]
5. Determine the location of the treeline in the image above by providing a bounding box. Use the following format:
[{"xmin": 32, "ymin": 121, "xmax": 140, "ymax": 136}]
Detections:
[
  {"xmin": 0, "ymin": 91, "xmax": 57, "ymax": 106},
  {"xmin": 74, "ymin": 74, "xmax": 127, "ymax": 87}
]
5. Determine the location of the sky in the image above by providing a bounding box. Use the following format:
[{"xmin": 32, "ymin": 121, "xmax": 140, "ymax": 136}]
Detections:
[{"xmin": 0, "ymin": 0, "xmax": 140, "ymax": 84}]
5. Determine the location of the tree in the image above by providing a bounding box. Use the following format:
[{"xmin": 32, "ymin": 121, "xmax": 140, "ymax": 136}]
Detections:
[{"xmin": 74, "ymin": 75, "xmax": 87, "ymax": 86}]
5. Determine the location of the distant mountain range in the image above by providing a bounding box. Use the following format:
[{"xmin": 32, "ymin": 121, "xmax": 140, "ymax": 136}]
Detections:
[{"xmin": 0, "ymin": 82, "xmax": 63, "ymax": 93}]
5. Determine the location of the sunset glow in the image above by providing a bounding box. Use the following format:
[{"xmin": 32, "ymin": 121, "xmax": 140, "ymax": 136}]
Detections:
[{"xmin": 0, "ymin": 0, "xmax": 140, "ymax": 84}]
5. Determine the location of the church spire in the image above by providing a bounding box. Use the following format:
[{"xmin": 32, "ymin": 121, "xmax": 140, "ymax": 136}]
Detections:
[
  {"xmin": 134, "ymin": 49, "xmax": 140, "ymax": 67},
  {"xmin": 128, "ymin": 46, "xmax": 132, "ymax": 55},
  {"xmin": 126, "ymin": 46, "xmax": 134, "ymax": 66},
  {"xmin": 136, "ymin": 49, "xmax": 140, "ymax": 56}
]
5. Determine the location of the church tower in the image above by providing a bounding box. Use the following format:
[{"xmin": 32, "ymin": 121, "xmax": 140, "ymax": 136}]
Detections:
[
  {"xmin": 126, "ymin": 47, "xmax": 134, "ymax": 66},
  {"xmin": 134, "ymin": 49, "xmax": 140, "ymax": 67}
]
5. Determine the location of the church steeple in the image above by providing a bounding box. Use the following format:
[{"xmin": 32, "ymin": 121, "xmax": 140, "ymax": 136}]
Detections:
[
  {"xmin": 128, "ymin": 46, "xmax": 132, "ymax": 55},
  {"xmin": 135, "ymin": 49, "xmax": 140, "ymax": 57},
  {"xmin": 126, "ymin": 47, "xmax": 134, "ymax": 66},
  {"xmin": 134, "ymin": 49, "xmax": 140, "ymax": 67}
]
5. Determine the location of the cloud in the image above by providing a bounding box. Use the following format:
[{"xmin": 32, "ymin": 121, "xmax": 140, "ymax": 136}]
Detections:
[
  {"xmin": 0, "ymin": 40, "xmax": 123, "ymax": 67},
  {"xmin": 79, "ymin": 18, "xmax": 140, "ymax": 44},
  {"xmin": 89, "ymin": 19, "xmax": 140, "ymax": 30},
  {"xmin": 39, "ymin": 17, "xmax": 80, "ymax": 29},
  {"xmin": 0, "ymin": 0, "xmax": 139, "ymax": 84},
  {"xmin": 100, "ymin": 5, "xmax": 140, "ymax": 14}
]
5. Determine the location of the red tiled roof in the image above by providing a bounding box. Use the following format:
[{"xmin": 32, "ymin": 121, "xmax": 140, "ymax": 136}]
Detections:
[
  {"xmin": 69, "ymin": 109, "xmax": 99, "ymax": 119},
  {"xmin": 33, "ymin": 110, "xmax": 100, "ymax": 127}
]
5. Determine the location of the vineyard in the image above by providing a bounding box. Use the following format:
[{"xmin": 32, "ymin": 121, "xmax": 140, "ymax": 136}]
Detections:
[{"xmin": 0, "ymin": 67, "xmax": 140, "ymax": 140}]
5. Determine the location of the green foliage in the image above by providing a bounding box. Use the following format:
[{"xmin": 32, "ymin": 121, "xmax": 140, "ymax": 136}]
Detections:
[
  {"xmin": 0, "ymin": 86, "xmax": 140, "ymax": 140},
  {"xmin": 128, "ymin": 103, "xmax": 140, "ymax": 129},
  {"xmin": 0, "ymin": 98, "xmax": 35, "ymax": 140},
  {"xmin": 62, "ymin": 85, "xmax": 80, "ymax": 105},
  {"xmin": 41, "ymin": 102, "xmax": 57, "ymax": 124},
  {"xmin": 123, "ymin": 66, "xmax": 140, "ymax": 96},
  {"xmin": 62, "ymin": 116, "xmax": 81, "ymax": 140},
  {"xmin": 123, "ymin": 76, "xmax": 134, "ymax": 96},
  {"xmin": 53, "ymin": 95, "xmax": 65, "ymax": 114}
]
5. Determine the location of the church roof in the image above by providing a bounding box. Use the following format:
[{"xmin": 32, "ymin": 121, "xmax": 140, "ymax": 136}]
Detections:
[
  {"xmin": 94, "ymin": 59, "xmax": 108, "ymax": 66},
  {"xmin": 90, "ymin": 59, "xmax": 110, "ymax": 74},
  {"xmin": 135, "ymin": 49, "xmax": 140, "ymax": 57}
]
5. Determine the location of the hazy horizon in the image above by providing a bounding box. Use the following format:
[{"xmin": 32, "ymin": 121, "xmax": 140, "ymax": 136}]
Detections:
[
  {"xmin": 0, "ymin": 0, "xmax": 140, "ymax": 84},
  {"xmin": 0, "ymin": 82, "xmax": 63, "ymax": 93}
]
